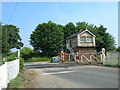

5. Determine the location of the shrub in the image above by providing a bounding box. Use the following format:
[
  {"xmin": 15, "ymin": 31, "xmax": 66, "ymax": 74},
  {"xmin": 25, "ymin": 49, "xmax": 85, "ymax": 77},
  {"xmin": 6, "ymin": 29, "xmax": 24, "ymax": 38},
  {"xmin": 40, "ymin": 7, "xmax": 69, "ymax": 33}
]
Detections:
[
  {"xmin": 21, "ymin": 47, "xmax": 33, "ymax": 60},
  {"xmin": 6, "ymin": 56, "xmax": 18, "ymax": 62},
  {"xmin": 20, "ymin": 57, "xmax": 24, "ymax": 72}
]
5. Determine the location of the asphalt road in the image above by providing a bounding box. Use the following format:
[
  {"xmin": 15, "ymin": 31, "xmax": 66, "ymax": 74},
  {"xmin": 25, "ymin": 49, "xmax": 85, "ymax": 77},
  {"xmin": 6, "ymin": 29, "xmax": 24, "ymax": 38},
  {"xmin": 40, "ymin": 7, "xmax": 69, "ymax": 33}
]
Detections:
[{"xmin": 25, "ymin": 62, "xmax": 118, "ymax": 88}]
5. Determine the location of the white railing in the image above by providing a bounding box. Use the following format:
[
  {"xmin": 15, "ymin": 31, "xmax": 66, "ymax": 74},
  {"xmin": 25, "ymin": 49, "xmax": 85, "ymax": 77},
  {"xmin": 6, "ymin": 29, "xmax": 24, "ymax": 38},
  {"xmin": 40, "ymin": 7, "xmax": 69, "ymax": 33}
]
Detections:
[
  {"xmin": 66, "ymin": 44, "xmax": 76, "ymax": 61},
  {"xmin": 0, "ymin": 59, "xmax": 20, "ymax": 90}
]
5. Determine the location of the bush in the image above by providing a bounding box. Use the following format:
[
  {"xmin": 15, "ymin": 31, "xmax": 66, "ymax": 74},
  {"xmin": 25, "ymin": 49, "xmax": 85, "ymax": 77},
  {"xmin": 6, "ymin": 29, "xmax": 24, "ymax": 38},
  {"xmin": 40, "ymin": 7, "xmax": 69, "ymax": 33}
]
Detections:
[
  {"xmin": 26, "ymin": 57, "xmax": 51, "ymax": 62},
  {"xmin": 6, "ymin": 56, "xmax": 18, "ymax": 62},
  {"xmin": 21, "ymin": 47, "xmax": 33, "ymax": 60},
  {"xmin": 20, "ymin": 57, "xmax": 24, "ymax": 72}
]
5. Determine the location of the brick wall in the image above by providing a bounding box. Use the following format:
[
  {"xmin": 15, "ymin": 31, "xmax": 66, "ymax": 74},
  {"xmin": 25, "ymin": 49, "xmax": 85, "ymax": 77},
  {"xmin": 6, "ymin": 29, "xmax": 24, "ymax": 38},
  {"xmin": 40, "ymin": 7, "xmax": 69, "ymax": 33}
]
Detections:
[
  {"xmin": 58, "ymin": 47, "xmax": 96, "ymax": 61},
  {"xmin": 73, "ymin": 47, "xmax": 95, "ymax": 60},
  {"xmin": 73, "ymin": 47, "xmax": 95, "ymax": 53},
  {"xmin": 58, "ymin": 51, "xmax": 69, "ymax": 61}
]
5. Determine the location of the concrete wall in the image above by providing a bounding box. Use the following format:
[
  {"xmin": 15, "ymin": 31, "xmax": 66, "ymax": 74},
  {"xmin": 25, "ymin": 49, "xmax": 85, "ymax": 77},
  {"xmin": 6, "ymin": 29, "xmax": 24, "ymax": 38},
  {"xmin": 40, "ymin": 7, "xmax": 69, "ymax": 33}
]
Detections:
[{"xmin": 105, "ymin": 52, "xmax": 119, "ymax": 65}]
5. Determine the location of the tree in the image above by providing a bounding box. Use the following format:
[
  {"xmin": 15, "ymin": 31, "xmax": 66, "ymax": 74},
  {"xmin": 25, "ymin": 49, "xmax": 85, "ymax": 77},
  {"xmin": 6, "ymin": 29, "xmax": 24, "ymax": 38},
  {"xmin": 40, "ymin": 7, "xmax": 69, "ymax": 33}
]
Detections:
[
  {"xmin": 71, "ymin": 22, "xmax": 116, "ymax": 51},
  {"xmin": 30, "ymin": 21, "xmax": 64, "ymax": 57},
  {"xmin": 91, "ymin": 25, "xmax": 116, "ymax": 51},
  {"xmin": 30, "ymin": 21, "xmax": 116, "ymax": 57},
  {"xmin": 76, "ymin": 21, "xmax": 89, "ymax": 32},
  {"xmin": 63, "ymin": 22, "xmax": 76, "ymax": 38},
  {"xmin": 2, "ymin": 25, "xmax": 24, "ymax": 54},
  {"xmin": 21, "ymin": 47, "xmax": 33, "ymax": 60},
  {"xmin": 63, "ymin": 22, "xmax": 76, "ymax": 49}
]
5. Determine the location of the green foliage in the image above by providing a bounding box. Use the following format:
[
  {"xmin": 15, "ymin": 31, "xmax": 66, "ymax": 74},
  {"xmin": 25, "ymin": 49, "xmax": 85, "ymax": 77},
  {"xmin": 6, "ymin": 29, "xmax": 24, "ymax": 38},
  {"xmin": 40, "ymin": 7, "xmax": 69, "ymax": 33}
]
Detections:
[
  {"xmin": 63, "ymin": 22, "xmax": 76, "ymax": 38},
  {"xmin": 74, "ymin": 22, "xmax": 116, "ymax": 52},
  {"xmin": 104, "ymin": 64, "xmax": 120, "ymax": 68},
  {"xmin": 7, "ymin": 74, "xmax": 23, "ymax": 88},
  {"xmin": 6, "ymin": 56, "xmax": 18, "ymax": 62},
  {"xmin": 20, "ymin": 57, "xmax": 24, "ymax": 71},
  {"xmin": 26, "ymin": 57, "xmax": 51, "ymax": 62},
  {"xmin": 2, "ymin": 25, "xmax": 24, "ymax": 54},
  {"xmin": 30, "ymin": 21, "xmax": 116, "ymax": 57},
  {"xmin": 21, "ymin": 47, "xmax": 33, "ymax": 60},
  {"xmin": 63, "ymin": 22, "xmax": 76, "ymax": 49},
  {"xmin": 6, "ymin": 52, "xmax": 18, "ymax": 61},
  {"xmin": 30, "ymin": 21, "xmax": 64, "ymax": 57},
  {"xmin": 7, "ymin": 70, "xmax": 30, "ymax": 88},
  {"xmin": 89, "ymin": 25, "xmax": 116, "ymax": 51},
  {"xmin": 0, "ymin": 54, "xmax": 3, "ymax": 65},
  {"xmin": 116, "ymin": 47, "xmax": 120, "ymax": 52},
  {"xmin": 76, "ymin": 21, "xmax": 89, "ymax": 31}
]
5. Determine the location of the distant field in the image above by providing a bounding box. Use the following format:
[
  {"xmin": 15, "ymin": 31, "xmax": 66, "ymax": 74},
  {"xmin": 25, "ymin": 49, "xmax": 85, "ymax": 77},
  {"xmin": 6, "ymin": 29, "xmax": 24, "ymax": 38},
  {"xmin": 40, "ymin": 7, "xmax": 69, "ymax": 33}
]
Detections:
[{"xmin": 26, "ymin": 57, "xmax": 51, "ymax": 62}]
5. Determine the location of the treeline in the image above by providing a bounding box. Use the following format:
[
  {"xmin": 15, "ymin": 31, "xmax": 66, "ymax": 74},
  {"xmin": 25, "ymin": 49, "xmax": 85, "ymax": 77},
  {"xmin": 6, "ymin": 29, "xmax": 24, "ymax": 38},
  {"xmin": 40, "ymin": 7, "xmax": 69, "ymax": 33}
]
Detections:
[{"xmin": 30, "ymin": 21, "xmax": 116, "ymax": 57}]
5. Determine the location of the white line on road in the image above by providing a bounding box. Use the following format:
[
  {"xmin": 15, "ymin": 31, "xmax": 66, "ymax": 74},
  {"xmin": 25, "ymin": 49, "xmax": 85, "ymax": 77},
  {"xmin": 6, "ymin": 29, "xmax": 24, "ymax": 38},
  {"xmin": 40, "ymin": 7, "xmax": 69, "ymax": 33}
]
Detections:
[{"xmin": 42, "ymin": 71, "xmax": 75, "ymax": 75}]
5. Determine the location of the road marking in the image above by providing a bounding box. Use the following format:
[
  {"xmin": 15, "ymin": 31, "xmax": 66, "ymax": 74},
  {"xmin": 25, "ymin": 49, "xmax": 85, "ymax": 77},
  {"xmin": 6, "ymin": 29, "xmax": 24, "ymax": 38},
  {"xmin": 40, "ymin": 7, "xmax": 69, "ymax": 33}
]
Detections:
[{"xmin": 42, "ymin": 71, "xmax": 75, "ymax": 75}]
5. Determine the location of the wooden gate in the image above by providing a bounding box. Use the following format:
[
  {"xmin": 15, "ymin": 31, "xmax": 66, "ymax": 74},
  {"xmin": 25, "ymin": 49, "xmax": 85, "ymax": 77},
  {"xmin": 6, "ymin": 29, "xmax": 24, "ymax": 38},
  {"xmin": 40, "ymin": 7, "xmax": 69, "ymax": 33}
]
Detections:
[
  {"xmin": 63, "ymin": 52, "xmax": 103, "ymax": 64},
  {"xmin": 60, "ymin": 48, "xmax": 106, "ymax": 65}
]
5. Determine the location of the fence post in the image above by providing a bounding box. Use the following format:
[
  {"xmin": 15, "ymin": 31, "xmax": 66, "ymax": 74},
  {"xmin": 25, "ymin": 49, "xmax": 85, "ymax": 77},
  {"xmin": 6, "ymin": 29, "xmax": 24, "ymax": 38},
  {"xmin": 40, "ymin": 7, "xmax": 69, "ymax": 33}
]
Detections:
[
  {"xmin": 17, "ymin": 49, "xmax": 20, "ymax": 59},
  {"xmin": 68, "ymin": 54, "xmax": 70, "ymax": 61},
  {"xmin": 61, "ymin": 50, "xmax": 64, "ymax": 62},
  {"xmin": 80, "ymin": 54, "xmax": 83, "ymax": 63},
  {"xmin": 90, "ymin": 54, "xmax": 92, "ymax": 62},
  {"xmin": 76, "ymin": 52, "xmax": 79, "ymax": 63},
  {"xmin": 101, "ymin": 48, "xmax": 106, "ymax": 65}
]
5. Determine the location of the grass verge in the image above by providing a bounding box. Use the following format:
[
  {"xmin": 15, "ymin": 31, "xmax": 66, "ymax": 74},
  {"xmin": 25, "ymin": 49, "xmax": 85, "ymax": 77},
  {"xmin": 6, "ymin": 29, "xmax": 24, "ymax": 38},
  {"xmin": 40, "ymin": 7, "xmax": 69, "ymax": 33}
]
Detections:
[
  {"xmin": 7, "ymin": 69, "xmax": 35, "ymax": 88},
  {"xmin": 104, "ymin": 64, "xmax": 120, "ymax": 68}
]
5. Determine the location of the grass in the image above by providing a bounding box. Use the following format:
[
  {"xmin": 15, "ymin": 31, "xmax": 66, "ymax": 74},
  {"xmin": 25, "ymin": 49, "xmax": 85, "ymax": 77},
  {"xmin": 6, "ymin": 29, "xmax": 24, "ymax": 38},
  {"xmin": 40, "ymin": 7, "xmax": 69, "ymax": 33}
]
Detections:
[
  {"xmin": 25, "ymin": 57, "xmax": 52, "ymax": 62},
  {"xmin": 104, "ymin": 64, "xmax": 120, "ymax": 68},
  {"xmin": 7, "ymin": 69, "xmax": 33, "ymax": 88},
  {"xmin": 0, "ymin": 60, "xmax": 3, "ymax": 65}
]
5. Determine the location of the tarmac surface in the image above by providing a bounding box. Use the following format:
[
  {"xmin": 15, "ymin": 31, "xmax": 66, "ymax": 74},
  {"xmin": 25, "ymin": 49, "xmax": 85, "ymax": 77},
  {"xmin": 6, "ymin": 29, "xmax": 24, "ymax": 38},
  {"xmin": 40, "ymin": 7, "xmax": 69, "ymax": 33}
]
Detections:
[{"xmin": 25, "ymin": 62, "xmax": 119, "ymax": 88}]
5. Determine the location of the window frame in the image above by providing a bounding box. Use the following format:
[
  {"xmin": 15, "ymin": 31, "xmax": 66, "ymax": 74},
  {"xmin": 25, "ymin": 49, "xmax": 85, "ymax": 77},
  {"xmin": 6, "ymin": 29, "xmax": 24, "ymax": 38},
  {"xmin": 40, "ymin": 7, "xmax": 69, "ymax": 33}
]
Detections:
[
  {"xmin": 80, "ymin": 36, "xmax": 86, "ymax": 42},
  {"xmin": 80, "ymin": 36, "xmax": 93, "ymax": 43},
  {"xmin": 86, "ymin": 36, "xmax": 93, "ymax": 42}
]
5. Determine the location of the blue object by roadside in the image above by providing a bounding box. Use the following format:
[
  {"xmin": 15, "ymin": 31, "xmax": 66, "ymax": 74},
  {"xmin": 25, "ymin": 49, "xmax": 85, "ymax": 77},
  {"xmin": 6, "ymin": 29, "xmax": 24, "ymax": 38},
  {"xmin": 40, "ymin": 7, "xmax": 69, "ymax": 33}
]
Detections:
[{"xmin": 53, "ymin": 59, "xmax": 59, "ymax": 63}]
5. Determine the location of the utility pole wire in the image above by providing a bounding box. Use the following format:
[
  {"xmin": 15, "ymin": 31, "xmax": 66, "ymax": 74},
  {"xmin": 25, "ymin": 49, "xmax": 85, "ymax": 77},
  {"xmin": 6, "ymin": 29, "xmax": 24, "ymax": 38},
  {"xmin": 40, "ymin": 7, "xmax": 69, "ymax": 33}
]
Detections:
[{"xmin": 8, "ymin": 2, "xmax": 18, "ymax": 24}]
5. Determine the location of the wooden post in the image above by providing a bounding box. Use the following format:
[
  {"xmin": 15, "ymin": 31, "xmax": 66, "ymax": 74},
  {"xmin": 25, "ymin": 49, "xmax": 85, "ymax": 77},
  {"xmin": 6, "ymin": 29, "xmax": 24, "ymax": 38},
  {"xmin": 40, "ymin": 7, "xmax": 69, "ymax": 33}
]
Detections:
[
  {"xmin": 80, "ymin": 54, "xmax": 83, "ymax": 63},
  {"xmin": 90, "ymin": 54, "xmax": 92, "ymax": 62},
  {"xmin": 68, "ymin": 54, "xmax": 70, "ymax": 61},
  {"xmin": 100, "ymin": 51, "xmax": 102, "ymax": 63},
  {"xmin": 76, "ymin": 52, "xmax": 79, "ymax": 63},
  {"xmin": 63, "ymin": 52, "xmax": 64, "ymax": 62}
]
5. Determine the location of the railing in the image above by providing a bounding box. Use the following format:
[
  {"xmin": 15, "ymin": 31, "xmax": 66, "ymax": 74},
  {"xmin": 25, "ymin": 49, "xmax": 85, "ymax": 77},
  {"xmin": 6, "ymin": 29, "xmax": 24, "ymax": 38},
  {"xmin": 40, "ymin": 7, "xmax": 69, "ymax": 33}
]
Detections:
[
  {"xmin": 0, "ymin": 59, "xmax": 20, "ymax": 90},
  {"xmin": 66, "ymin": 44, "xmax": 76, "ymax": 61}
]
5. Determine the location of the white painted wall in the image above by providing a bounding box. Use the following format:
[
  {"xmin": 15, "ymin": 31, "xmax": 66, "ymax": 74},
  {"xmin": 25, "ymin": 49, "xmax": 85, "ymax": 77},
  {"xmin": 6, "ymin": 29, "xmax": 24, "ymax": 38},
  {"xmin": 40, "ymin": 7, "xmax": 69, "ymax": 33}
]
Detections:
[{"xmin": 0, "ymin": 59, "xmax": 20, "ymax": 90}]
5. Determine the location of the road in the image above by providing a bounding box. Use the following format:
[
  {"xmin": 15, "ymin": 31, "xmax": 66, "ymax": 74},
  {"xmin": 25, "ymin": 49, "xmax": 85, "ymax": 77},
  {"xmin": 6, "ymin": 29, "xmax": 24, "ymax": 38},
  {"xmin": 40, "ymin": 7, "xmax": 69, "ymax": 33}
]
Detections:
[{"xmin": 25, "ymin": 62, "xmax": 118, "ymax": 88}]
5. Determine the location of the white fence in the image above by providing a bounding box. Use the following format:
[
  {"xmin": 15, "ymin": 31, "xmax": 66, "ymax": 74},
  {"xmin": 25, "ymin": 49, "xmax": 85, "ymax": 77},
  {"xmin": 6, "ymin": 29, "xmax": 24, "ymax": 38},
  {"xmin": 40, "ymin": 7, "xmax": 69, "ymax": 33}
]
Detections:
[{"xmin": 0, "ymin": 59, "xmax": 20, "ymax": 90}]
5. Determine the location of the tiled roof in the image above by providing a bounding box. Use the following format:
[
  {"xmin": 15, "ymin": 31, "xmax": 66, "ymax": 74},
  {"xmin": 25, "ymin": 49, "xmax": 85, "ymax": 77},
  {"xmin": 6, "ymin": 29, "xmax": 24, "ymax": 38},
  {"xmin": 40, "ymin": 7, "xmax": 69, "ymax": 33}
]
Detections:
[{"xmin": 67, "ymin": 29, "xmax": 96, "ymax": 39}]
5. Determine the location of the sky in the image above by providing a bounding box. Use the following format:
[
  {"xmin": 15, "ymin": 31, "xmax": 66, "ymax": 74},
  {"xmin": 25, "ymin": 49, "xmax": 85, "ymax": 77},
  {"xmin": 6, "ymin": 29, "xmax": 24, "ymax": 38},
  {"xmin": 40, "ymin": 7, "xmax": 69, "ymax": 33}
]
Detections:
[{"xmin": 1, "ymin": 2, "xmax": 118, "ymax": 50}]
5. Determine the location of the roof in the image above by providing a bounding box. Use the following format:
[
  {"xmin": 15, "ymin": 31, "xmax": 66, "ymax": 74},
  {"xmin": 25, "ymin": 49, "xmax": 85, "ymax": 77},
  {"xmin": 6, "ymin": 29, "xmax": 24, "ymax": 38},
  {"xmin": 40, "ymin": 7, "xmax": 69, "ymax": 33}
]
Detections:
[{"xmin": 67, "ymin": 29, "xmax": 96, "ymax": 39}]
